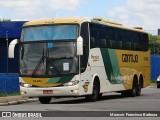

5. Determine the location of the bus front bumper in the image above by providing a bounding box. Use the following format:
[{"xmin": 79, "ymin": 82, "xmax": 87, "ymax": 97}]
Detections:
[{"xmin": 20, "ymin": 86, "xmax": 81, "ymax": 97}]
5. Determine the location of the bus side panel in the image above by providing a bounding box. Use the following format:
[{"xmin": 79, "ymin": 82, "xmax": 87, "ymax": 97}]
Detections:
[
  {"xmin": 88, "ymin": 48, "xmax": 126, "ymax": 93},
  {"xmin": 85, "ymin": 48, "xmax": 150, "ymax": 94},
  {"xmin": 116, "ymin": 50, "xmax": 150, "ymax": 89}
]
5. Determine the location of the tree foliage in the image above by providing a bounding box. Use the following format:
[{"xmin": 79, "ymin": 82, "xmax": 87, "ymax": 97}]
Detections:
[
  {"xmin": 0, "ymin": 18, "xmax": 11, "ymax": 22},
  {"xmin": 149, "ymin": 34, "xmax": 160, "ymax": 54}
]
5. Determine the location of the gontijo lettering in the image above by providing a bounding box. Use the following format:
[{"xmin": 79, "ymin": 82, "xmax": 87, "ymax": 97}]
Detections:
[{"xmin": 122, "ymin": 54, "xmax": 138, "ymax": 63}]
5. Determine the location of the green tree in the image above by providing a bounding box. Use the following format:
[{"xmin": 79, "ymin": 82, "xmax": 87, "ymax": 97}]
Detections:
[
  {"xmin": 0, "ymin": 18, "xmax": 11, "ymax": 22},
  {"xmin": 149, "ymin": 34, "xmax": 160, "ymax": 54}
]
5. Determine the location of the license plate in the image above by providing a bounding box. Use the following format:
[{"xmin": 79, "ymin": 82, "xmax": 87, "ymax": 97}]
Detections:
[{"xmin": 43, "ymin": 90, "xmax": 53, "ymax": 94}]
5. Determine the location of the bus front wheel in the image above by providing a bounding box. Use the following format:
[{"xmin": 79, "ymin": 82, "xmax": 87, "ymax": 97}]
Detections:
[
  {"xmin": 85, "ymin": 80, "xmax": 100, "ymax": 102},
  {"xmin": 39, "ymin": 97, "xmax": 52, "ymax": 104}
]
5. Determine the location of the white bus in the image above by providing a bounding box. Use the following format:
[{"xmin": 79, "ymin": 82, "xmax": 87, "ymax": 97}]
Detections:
[{"xmin": 9, "ymin": 17, "xmax": 150, "ymax": 104}]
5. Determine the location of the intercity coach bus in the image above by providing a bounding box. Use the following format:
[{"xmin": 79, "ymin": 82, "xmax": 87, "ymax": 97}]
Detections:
[{"xmin": 9, "ymin": 17, "xmax": 150, "ymax": 104}]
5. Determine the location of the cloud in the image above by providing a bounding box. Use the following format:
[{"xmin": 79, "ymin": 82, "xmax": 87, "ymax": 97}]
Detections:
[
  {"xmin": 0, "ymin": 0, "xmax": 82, "ymax": 20},
  {"xmin": 0, "ymin": 0, "xmax": 159, "ymax": 35},
  {"xmin": 48, "ymin": 0, "xmax": 81, "ymax": 10},
  {"xmin": 107, "ymin": 0, "xmax": 160, "ymax": 34},
  {"xmin": 126, "ymin": 0, "xmax": 160, "ymax": 13},
  {"xmin": 107, "ymin": 6, "xmax": 129, "ymax": 23}
]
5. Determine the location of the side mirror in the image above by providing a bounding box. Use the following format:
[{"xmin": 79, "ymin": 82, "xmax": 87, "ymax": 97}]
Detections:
[
  {"xmin": 8, "ymin": 39, "xmax": 18, "ymax": 58},
  {"xmin": 77, "ymin": 36, "xmax": 83, "ymax": 55}
]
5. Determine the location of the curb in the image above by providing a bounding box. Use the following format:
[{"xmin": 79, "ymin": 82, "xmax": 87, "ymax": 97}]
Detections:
[{"xmin": 0, "ymin": 97, "xmax": 38, "ymax": 106}]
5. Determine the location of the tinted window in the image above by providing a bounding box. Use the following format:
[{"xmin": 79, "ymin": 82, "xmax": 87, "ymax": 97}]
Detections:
[
  {"xmin": 90, "ymin": 23, "xmax": 99, "ymax": 48},
  {"xmin": 89, "ymin": 23, "xmax": 149, "ymax": 51},
  {"xmin": 23, "ymin": 25, "xmax": 78, "ymax": 41},
  {"xmin": 80, "ymin": 22, "xmax": 89, "ymax": 72}
]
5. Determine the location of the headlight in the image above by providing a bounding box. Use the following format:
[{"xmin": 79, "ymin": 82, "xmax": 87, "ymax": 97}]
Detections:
[
  {"xmin": 20, "ymin": 83, "xmax": 32, "ymax": 87},
  {"xmin": 63, "ymin": 80, "xmax": 79, "ymax": 86},
  {"xmin": 157, "ymin": 76, "xmax": 160, "ymax": 81}
]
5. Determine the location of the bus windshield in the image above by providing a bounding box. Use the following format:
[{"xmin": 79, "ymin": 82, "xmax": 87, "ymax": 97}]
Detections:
[
  {"xmin": 20, "ymin": 42, "xmax": 78, "ymax": 76},
  {"xmin": 22, "ymin": 24, "xmax": 78, "ymax": 41}
]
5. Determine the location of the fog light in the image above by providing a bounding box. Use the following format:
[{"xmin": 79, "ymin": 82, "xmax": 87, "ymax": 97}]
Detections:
[
  {"xmin": 20, "ymin": 83, "xmax": 32, "ymax": 87},
  {"xmin": 71, "ymin": 89, "xmax": 79, "ymax": 93},
  {"xmin": 21, "ymin": 91, "xmax": 27, "ymax": 95},
  {"xmin": 73, "ymin": 89, "xmax": 79, "ymax": 93}
]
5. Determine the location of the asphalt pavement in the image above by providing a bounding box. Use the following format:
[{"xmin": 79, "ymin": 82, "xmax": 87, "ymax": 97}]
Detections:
[
  {"xmin": 0, "ymin": 83, "xmax": 156, "ymax": 106},
  {"xmin": 0, "ymin": 95, "xmax": 38, "ymax": 106}
]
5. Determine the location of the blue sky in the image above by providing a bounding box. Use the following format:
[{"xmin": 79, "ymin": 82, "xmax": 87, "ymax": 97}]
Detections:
[
  {"xmin": 0, "ymin": 0, "xmax": 159, "ymax": 35},
  {"xmin": 65, "ymin": 0, "xmax": 124, "ymax": 17}
]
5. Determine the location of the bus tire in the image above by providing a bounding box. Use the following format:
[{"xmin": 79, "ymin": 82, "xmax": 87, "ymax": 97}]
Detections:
[
  {"xmin": 39, "ymin": 97, "xmax": 52, "ymax": 104},
  {"xmin": 121, "ymin": 91, "xmax": 129, "ymax": 97},
  {"xmin": 157, "ymin": 82, "xmax": 160, "ymax": 88},
  {"xmin": 98, "ymin": 93, "xmax": 103, "ymax": 99},
  {"xmin": 136, "ymin": 81, "xmax": 142, "ymax": 96},
  {"xmin": 129, "ymin": 80, "xmax": 137, "ymax": 97},
  {"xmin": 85, "ymin": 80, "xmax": 100, "ymax": 102}
]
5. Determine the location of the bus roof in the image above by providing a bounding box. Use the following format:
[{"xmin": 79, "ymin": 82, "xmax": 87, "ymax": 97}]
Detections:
[
  {"xmin": 24, "ymin": 17, "xmax": 147, "ymax": 33},
  {"xmin": 23, "ymin": 17, "xmax": 90, "ymax": 26}
]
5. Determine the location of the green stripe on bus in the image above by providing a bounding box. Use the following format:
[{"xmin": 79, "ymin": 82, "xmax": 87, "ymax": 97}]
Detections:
[
  {"xmin": 45, "ymin": 75, "xmax": 74, "ymax": 84},
  {"xmin": 100, "ymin": 48, "xmax": 113, "ymax": 82},
  {"xmin": 100, "ymin": 48, "xmax": 122, "ymax": 84}
]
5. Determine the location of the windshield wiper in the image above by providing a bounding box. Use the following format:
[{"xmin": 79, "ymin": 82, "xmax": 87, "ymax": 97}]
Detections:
[{"xmin": 32, "ymin": 49, "xmax": 45, "ymax": 76}]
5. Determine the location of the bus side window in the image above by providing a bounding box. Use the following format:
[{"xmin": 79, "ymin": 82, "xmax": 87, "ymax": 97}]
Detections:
[
  {"xmin": 126, "ymin": 42, "xmax": 131, "ymax": 50},
  {"xmin": 118, "ymin": 41, "xmax": 122, "ymax": 49},
  {"xmin": 107, "ymin": 27, "xmax": 116, "ymax": 49},
  {"xmin": 143, "ymin": 34, "xmax": 149, "ymax": 51},
  {"xmin": 80, "ymin": 22, "xmax": 89, "ymax": 72},
  {"xmin": 125, "ymin": 30, "xmax": 132, "ymax": 50},
  {"xmin": 100, "ymin": 39, "xmax": 107, "ymax": 48},
  {"xmin": 139, "ymin": 33, "xmax": 148, "ymax": 51},
  {"xmin": 106, "ymin": 37, "xmax": 111, "ymax": 48},
  {"xmin": 90, "ymin": 23, "xmax": 99, "ymax": 48},
  {"xmin": 80, "ymin": 45, "xmax": 87, "ymax": 71},
  {"xmin": 110, "ymin": 40, "xmax": 116, "ymax": 49},
  {"xmin": 133, "ymin": 32, "xmax": 139, "ymax": 51},
  {"xmin": 90, "ymin": 37, "xmax": 96, "ymax": 48},
  {"xmin": 134, "ymin": 42, "xmax": 139, "ymax": 50}
]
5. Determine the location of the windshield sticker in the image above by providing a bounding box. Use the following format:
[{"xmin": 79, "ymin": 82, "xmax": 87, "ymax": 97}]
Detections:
[
  {"xmin": 63, "ymin": 63, "xmax": 69, "ymax": 71},
  {"xmin": 48, "ymin": 43, "xmax": 54, "ymax": 48}
]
